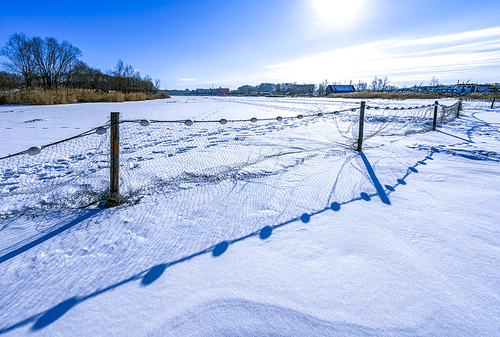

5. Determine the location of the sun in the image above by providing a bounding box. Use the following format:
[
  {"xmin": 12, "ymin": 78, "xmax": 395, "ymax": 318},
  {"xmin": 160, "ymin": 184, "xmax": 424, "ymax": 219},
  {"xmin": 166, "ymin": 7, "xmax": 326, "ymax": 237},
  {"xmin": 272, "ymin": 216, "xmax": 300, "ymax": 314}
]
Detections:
[{"xmin": 312, "ymin": 0, "xmax": 365, "ymax": 26}]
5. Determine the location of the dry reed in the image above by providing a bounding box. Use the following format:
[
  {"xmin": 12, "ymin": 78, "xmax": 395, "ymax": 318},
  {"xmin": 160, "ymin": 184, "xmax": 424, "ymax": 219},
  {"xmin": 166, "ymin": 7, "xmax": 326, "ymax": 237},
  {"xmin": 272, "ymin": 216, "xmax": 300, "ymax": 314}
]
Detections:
[{"xmin": 0, "ymin": 88, "xmax": 171, "ymax": 105}]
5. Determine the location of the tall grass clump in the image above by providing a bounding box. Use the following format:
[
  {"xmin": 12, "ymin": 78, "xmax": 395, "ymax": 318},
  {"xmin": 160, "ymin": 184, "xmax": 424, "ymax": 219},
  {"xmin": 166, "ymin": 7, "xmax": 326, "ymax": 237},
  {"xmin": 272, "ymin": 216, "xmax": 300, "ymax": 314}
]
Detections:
[
  {"xmin": 0, "ymin": 88, "xmax": 171, "ymax": 105},
  {"xmin": 2, "ymin": 89, "xmax": 54, "ymax": 105},
  {"xmin": 124, "ymin": 92, "xmax": 147, "ymax": 101},
  {"xmin": 467, "ymin": 93, "xmax": 500, "ymax": 100},
  {"xmin": 156, "ymin": 91, "xmax": 171, "ymax": 99}
]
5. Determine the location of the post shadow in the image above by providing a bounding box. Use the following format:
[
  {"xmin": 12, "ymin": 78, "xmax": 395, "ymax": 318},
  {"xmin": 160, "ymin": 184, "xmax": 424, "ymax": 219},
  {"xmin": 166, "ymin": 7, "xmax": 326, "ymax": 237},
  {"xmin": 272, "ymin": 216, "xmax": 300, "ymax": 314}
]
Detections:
[
  {"xmin": 358, "ymin": 151, "xmax": 391, "ymax": 205},
  {"xmin": 259, "ymin": 226, "xmax": 273, "ymax": 239},
  {"xmin": 384, "ymin": 147, "xmax": 439, "ymax": 192},
  {"xmin": 31, "ymin": 297, "xmax": 80, "ymax": 330},
  {"xmin": 0, "ymin": 209, "xmax": 102, "ymax": 265},
  {"xmin": 435, "ymin": 130, "xmax": 473, "ymax": 143},
  {"xmin": 141, "ymin": 264, "xmax": 167, "ymax": 286},
  {"xmin": 212, "ymin": 241, "xmax": 229, "ymax": 256}
]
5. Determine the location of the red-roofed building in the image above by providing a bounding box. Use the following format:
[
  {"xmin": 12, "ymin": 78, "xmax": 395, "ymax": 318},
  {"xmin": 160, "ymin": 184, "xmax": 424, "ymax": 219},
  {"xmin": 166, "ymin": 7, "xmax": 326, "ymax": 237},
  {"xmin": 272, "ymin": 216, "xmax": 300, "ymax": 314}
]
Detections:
[{"xmin": 211, "ymin": 87, "xmax": 230, "ymax": 95}]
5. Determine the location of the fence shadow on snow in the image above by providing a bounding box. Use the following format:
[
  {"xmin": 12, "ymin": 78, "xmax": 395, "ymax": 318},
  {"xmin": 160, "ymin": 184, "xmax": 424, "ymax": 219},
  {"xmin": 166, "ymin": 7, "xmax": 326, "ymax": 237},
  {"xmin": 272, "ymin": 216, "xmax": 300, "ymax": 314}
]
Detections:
[{"xmin": 0, "ymin": 145, "xmax": 441, "ymax": 334}]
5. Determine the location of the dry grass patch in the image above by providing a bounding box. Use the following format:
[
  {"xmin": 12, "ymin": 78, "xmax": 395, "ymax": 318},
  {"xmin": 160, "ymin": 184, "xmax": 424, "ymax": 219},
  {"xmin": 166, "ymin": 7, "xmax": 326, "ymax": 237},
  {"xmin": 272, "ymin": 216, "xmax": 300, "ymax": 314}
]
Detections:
[
  {"xmin": 124, "ymin": 92, "xmax": 147, "ymax": 101},
  {"xmin": 2, "ymin": 89, "xmax": 54, "ymax": 105},
  {"xmin": 0, "ymin": 88, "xmax": 171, "ymax": 105},
  {"xmin": 466, "ymin": 93, "xmax": 500, "ymax": 100},
  {"xmin": 155, "ymin": 92, "xmax": 171, "ymax": 99}
]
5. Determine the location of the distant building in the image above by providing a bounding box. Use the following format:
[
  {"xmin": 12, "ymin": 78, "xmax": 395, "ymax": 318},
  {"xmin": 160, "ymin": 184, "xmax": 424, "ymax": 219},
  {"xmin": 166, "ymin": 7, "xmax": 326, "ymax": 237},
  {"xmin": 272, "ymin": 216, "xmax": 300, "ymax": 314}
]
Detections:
[
  {"xmin": 296, "ymin": 84, "xmax": 315, "ymax": 95},
  {"xmin": 283, "ymin": 83, "xmax": 315, "ymax": 95},
  {"xmin": 452, "ymin": 84, "xmax": 497, "ymax": 94},
  {"xmin": 195, "ymin": 88, "xmax": 211, "ymax": 95},
  {"xmin": 326, "ymin": 85, "xmax": 356, "ymax": 95},
  {"xmin": 210, "ymin": 87, "xmax": 230, "ymax": 95},
  {"xmin": 166, "ymin": 89, "xmax": 194, "ymax": 95},
  {"xmin": 399, "ymin": 83, "xmax": 500, "ymax": 94}
]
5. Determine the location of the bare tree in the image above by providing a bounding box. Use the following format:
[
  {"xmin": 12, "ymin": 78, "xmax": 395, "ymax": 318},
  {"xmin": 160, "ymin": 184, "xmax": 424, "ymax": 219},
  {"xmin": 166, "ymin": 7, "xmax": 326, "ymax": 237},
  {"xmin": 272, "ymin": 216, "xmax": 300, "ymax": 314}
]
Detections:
[
  {"xmin": 154, "ymin": 79, "xmax": 161, "ymax": 93},
  {"xmin": 237, "ymin": 85, "xmax": 255, "ymax": 94},
  {"xmin": 53, "ymin": 40, "xmax": 82, "ymax": 87},
  {"xmin": 23, "ymin": 36, "xmax": 82, "ymax": 88},
  {"xmin": 317, "ymin": 79, "xmax": 328, "ymax": 96},
  {"xmin": 370, "ymin": 76, "xmax": 390, "ymax": 92},
  {"xmin": 381, "ymin": 76, "xmax": 390, "ymax": 91},
  {"xmin": 370, "ymin": 76, "xmax": 381, "ymax": 91},
  {"xmin": 1, "ymin": 33, "xmax": 37, "ymax": 88},
  {"xmin": 132, "ymin": 71, "xmax": 142, "ymax": 92},
  {"xmin": 355, "ymin": 80, "xmax": 367, "ymax": 92},
  {"xmin": 429, "ymin": 77, "xmax": 440, "ymax": 86},
  {"xmin": 109, "ymin": 59, "xmax": 128, "ymax": 92},
  {"xmin": 258, "ymin": 83, "xmax": 275, "ymax": 94},
  {"xmin": 30, "ymin": 37, "xmax": 50, "ymax": 87},
  {"xmin": 123, "ymin": 64, "xmax": 134, "ymax": 92},
  {"xmin": 0, "ymin": 71, "xmax": 22, "ymax": 90},
  {"xmin": 275, "ymin": 83, "xmax": 284, "ymax": 95},
  {"xmin": 2, "ymin": 33, "xmax": 161, "ymax": 94}
]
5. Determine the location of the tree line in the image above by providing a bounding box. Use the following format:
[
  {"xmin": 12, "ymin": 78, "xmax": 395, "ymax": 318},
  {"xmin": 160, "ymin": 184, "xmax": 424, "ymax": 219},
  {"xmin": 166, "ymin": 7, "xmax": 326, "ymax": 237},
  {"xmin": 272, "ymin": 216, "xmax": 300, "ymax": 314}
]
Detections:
[
  {"xmin": 235, "ymin": 76, "xmax": 396, "ymax": 96},
  {"xmin": 0, "ymin": 33, "xmax": 161, "ymax": 93}
]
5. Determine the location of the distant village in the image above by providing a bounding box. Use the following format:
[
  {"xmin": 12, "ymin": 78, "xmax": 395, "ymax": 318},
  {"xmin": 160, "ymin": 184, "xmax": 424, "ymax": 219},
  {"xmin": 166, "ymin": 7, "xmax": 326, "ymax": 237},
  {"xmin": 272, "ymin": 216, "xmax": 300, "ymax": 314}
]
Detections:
[
  {"xmin": 166, "ymin": 83, "xmax": 355, "ymax": 96},
  {"xmin": 165, "ymin": 81, "xmax": 500, "ymax": 96}
]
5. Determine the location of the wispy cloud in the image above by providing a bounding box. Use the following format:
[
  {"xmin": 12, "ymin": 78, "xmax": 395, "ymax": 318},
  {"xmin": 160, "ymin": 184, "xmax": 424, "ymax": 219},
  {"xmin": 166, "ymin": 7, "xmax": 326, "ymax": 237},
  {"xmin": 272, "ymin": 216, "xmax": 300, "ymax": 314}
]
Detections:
[
  {"xmin": 178, "ymin": 78, "xmax": 199, "ymax": 82},
  {"xmin": 397, "ymin": 26, "xmax": 500, "ymax": 47},
  {"xmin": 266, "ymin": 26, "xmax": 500, "ymax": 85}
]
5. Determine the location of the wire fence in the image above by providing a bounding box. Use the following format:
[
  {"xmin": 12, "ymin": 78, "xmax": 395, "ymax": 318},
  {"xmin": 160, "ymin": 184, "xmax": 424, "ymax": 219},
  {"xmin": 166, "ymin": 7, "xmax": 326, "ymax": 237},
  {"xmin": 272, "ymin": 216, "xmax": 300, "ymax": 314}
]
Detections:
[{"xmin": 0, "ymin": 100, "xmax": 461, "ymax": 219}]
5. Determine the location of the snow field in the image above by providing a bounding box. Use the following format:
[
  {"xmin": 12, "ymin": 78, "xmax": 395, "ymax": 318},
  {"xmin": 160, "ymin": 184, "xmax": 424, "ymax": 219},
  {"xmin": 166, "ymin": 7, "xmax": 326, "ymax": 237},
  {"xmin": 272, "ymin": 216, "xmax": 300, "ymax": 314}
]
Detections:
[{"xmin": 0, "ymin": 97, "xmax": 499, "ymax": 336}]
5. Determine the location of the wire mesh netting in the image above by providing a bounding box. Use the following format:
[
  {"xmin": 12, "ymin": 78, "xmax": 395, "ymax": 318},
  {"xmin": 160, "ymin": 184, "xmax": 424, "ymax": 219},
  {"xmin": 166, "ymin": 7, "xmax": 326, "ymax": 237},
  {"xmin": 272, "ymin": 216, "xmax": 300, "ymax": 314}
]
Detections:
[
  {"xmin": 118, "ymin": 112, "xmax": 353, "ymax": 195},
  {"xmin": 438, "ymin": 102, "xmax": 461, "ymax": 125},
  {"xmin": 0, "ymin": 100, "xmax": 461, "ymax": 219},
  {"xmin": 0, "ymin": 127, "xmax": 111, "ymax": 218},
  {"xmin": 356, "ymin": 101, "xmax": 460, "ymax": 140}
]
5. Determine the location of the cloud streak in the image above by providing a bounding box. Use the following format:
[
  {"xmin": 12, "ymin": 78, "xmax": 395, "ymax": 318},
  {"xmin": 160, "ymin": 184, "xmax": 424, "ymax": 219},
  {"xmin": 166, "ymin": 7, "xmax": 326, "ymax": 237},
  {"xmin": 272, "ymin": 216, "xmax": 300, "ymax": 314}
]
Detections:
[{"xmin": 267, "ymin": 26, "xmax": 500, "ymax": 85}]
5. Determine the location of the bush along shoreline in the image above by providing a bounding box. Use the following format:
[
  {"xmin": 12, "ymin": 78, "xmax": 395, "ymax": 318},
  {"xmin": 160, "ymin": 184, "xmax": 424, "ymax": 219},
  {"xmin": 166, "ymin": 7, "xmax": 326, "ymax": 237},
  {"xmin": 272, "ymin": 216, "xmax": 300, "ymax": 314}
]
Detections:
[{"xmin": 0, "ymin": 88, "xmax": 170, "ymax": 105}]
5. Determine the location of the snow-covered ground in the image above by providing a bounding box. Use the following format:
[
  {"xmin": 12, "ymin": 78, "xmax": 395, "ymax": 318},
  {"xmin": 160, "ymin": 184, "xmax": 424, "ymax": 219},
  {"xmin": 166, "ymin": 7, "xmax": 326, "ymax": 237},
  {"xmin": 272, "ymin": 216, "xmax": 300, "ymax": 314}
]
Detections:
[{"xmin": 1, "ymin": 96, "xmax": 499, "ymax": 336}]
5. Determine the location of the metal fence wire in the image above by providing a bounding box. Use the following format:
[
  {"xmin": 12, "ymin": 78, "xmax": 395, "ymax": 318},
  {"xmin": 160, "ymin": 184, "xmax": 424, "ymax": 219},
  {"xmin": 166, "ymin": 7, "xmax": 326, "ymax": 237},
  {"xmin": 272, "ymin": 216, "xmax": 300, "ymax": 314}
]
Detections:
[{"xmin": 0, "ymin": 100, "xmax": 461, "ymax": 219}]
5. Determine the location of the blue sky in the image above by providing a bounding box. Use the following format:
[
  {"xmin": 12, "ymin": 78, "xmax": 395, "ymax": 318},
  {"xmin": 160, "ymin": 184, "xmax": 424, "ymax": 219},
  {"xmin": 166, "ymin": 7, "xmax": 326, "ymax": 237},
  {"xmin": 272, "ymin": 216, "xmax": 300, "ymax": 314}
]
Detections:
[{"xmin": 1, "ymin": 0, "xmax": 499, "ymax": 90}]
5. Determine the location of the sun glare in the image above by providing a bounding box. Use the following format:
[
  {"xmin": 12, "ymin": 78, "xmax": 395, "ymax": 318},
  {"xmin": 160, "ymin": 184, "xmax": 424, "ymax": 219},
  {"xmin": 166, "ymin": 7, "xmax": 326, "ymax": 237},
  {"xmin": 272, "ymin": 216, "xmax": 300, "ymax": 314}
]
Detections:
[{"xmin": 313, "ymin": 0, "xmax": 364, "ymax": 26}]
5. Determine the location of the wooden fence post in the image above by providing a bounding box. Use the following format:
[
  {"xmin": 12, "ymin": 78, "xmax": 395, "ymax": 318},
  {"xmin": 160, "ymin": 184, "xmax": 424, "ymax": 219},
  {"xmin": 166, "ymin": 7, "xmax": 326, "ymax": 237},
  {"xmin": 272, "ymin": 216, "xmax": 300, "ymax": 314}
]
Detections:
[
  {"xmin": 492, "ymin": 97, "xmax": 496, "ymax": 109},
  {"xmin": 356, "ymin": 101, "xmax": 365, "ymax": 152},
  {"xmin": 457, "ymin": 98, "xmax": 462, "ymax": 117},
  {"xmin": 110, "ymin": 112, "xmax": 120, "ymax": 205},
  {"xmin": 432, "ymin": 101, "xmax": 438, "ymax": 130}
]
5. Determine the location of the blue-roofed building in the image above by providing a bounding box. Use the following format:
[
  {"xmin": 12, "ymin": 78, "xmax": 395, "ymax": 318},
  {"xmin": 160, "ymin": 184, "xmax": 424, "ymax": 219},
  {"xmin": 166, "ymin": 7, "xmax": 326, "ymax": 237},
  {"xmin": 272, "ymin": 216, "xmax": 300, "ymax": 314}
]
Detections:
[{"xmin": 325, "ymin": 85, "xmax": 356, "ymax": 95}]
